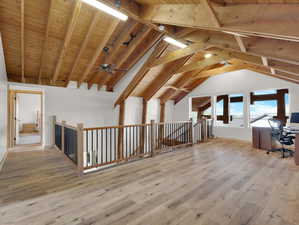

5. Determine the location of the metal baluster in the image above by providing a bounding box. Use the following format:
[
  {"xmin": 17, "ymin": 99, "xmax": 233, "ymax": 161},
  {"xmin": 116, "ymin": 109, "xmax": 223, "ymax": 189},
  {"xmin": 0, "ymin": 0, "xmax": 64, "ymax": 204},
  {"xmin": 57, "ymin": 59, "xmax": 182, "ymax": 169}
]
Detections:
[
  {"xmin": 110, "ymin": 128, "xmax": 112, "ymax": 163},
  {"xmin": 86, "ymin": 131, "xmax": 89, "ymax": 165},
  {"xmin": 114, "ymin": 128, "xmax": 116, "ymax": 161},
  {"xmin": 105, "ymin": 129, "xmax": 108, "ymax": 163},
  {"xmin": 101, "ymin": 129, "xmax": 103, "ymax": 164},
  {"xmin": 96, "ymin": 130, "xmax": 99, "ymax": 164}
]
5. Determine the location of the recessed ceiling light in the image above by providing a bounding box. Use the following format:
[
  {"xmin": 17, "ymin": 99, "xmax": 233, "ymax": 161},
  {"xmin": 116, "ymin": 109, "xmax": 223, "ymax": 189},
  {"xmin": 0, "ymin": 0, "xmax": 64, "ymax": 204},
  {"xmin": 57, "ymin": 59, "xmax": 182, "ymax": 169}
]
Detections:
[
  {"xmin": 163, "ymin": 36, "xmax": 187, "ymax": 48},
  {"xmin": 204, "ymin": 53, "xmax": 213, "ymax": 59},
  {"xmin": 82, "ymin": 0, "xmax": 128, "ymax": 21},
  {"xmin": 158, "ymin": 25, "xmax": 165, "ymax": 31}
]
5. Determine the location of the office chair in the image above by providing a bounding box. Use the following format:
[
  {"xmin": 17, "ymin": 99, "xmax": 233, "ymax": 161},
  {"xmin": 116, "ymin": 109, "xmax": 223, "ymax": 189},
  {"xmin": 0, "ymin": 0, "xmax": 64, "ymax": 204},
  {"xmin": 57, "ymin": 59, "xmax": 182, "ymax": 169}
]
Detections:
[{"xmin": 268, "ymin": 119, "xmax": 294, "ymax": 158}]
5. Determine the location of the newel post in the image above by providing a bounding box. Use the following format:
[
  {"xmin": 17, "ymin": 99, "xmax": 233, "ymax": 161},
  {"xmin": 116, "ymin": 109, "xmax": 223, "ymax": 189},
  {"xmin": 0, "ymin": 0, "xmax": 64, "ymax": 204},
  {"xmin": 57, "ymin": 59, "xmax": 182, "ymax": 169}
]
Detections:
[
  {"xmin": 189, "ymin": 118, "xmax": 193, "ymax": 145},
  {"xmin": 77, "ymin": 123, "xmax": 84, "ymax": 176},
  {"xmin": 61, "ymin": 120, "xmax": 66, "ymax": 153},
  {"xmin": 150, "ymin": 120, "xmax": 155, "ymax": 157},
  {"xmin": 203, "ymin": 118, "xmax": 208, "ymax": 142},
  {"xmin": 52, "ymin": 115, "xmax": 56, "ymax": 147}
]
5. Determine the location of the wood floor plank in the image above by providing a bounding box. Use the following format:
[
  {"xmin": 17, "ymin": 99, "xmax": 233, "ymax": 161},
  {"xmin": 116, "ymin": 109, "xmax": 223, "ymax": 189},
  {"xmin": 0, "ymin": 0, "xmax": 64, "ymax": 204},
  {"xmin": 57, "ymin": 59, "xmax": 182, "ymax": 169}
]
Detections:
[{"xmin": 0, "ymin": 138, "xmax": 299, "ymax": 225}]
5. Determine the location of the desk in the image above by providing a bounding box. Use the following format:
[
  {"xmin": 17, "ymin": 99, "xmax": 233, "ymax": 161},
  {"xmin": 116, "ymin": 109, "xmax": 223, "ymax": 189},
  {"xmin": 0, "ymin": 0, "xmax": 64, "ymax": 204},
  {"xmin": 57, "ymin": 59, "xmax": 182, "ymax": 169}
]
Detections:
[
  {"xmin": 252, "ymin": 126, "xmax": 299, "ymax": 166},
  {"xmin": 285, "ymin": 129, "xmax": 299, "ymax": 165},
  {"xmin": 252, "ymin": 127, "xmax": 272, "ymax": 150}
]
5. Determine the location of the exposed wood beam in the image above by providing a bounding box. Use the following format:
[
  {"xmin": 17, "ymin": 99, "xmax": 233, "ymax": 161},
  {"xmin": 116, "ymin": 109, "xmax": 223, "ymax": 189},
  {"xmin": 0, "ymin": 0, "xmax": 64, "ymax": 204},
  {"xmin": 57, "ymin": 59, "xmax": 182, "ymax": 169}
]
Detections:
[
  {"xmin": 186, "ymin": 30, "xmax": 299, "ymax": 66},
  {"xmin": 160, "ymin": 102, "xmax": 165, "ymax": 123},
  {"xmin": 38, "ymin": 0, "xmax": 54, "ymax": 84},
  {"xmin": 192, "ymin": 63, "xmax": 247, "ymax": 79},
  {"xmin": 141, "ymin": 3, "xmax": 299, "ymax": 41},
  {"xmin": 8, "ymin": 74, "xmax": 66, "ymax": 87},
  {"xmin": 87, "ymin": 20, "xmax": 139, "ymax": 89},
  {"xmin": 106, "ymin": 31, "xmax": 162, "ymax": 91},
  {"xmin": 231, "ymin": 59, "xmax": 299, "ymax": 83},
  {"xmin": 141, "ymin": 55, "xmax": 191, "ymax": 101},
  {"xmin": 52, "ymin": 0, "xmax": 82, "ymax": 83},
  {"xmin": 174, "ymin": 27, "xmax": 197, "ymax": 38},
  {"xmin": 228, "ymin": 54, "xmax": 299, "ymax": 76},
  {"xmin": 153, "ymin": 40, "xmax": 299, "ymax": 77},
  {"xmin": 165, "ymin": 85, "xmax": 189, "ymax": 93},
  {"xmin": 173, "ymin": 61, "xmax": 299, "ymax": 104},
  {"xmin": 95, "ymin": 24, "xmax": 152, "ymax": 90},
  {"xmin": 175, "ymin": 52, "xmax": 230, "ymax": 74},
  {"xmin": 119, "ymin": 101, "xmax": 125, "ymax": 126},
  {"xmin": 114, "ymin": 40, "xmax": 168, "ymax": 107},
  {"xmin": 65, "ymin": 12, "xmax": 99, "ymax": 87},
  {"xmin": 234, "ymin": 35, "xmax": 246, "ymax": 52},
  {"xmin": 117, "ymin": 101, "xmax": 125, "ymax": 159},
  {"xmin": 248, "ymin": 65, "xmax": 299, "ymax": 85},
  {"xmin": 77, "ymin": 19, "xmax": 120, "ymax": 87},
  {"xmin": 159, "ymin": 70, "xmax": 199, "ymax": 104},
  {"xmin": 160, "ymin": 47, "xmax": 299, "ymax": 102},
  {"xmin": 159, "ymin": 63, "xmax": 247, "ymax": 104},
  {"xmin": 202, "ymin": 0, "xmax": 221, "ymax": 28},
  {"xmin": 21, "ymin": 0, "xmax": 24, "ymax": 83},
  {"xmin": 174, "ymin": 78, "xmax": 208, "ymax": 104},
  {"xmin": 261, "ymin": 56, "xmax": 268, "ymax": 66},
  {"xmin": 150, "ymin": 42, "xmax": 211, "ymax": 68}
]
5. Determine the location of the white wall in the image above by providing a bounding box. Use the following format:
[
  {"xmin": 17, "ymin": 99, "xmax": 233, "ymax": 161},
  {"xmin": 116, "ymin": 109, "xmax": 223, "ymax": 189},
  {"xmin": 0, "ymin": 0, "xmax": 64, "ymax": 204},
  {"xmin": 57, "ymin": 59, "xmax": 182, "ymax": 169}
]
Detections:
[
  {"xmin": 0, "ymin": 34, "xmax": 7, "ymax": 163},
  {"xmin": 146, "ymin": 98, "xmax": 160, "ymax": 123},
  {"xmin": 9, "ymin": 83, "xmax": 119, "ymax": 147},
  {"xmin": 124, "ymin": 97, "xmax": 175, "ymax": 124},
  {"xmin": 124, "ymin": 97, "xmax": 143, "ymax": 125},
  {"xmin": 7, "ymin": 40, "xmax": 157, "ymax": 148},
  {"xmin": 165, "ymin": 100, "xmax": 175, "ymax": 122},
  {"xmin": 174, "ymin": 69, "xmax": 299, "ymax": 141}
]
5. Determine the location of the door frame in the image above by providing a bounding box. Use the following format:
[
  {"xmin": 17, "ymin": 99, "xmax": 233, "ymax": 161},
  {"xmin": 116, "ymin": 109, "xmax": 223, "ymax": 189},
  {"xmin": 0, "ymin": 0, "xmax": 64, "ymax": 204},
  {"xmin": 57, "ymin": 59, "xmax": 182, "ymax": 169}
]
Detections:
[{"xmin": 8, "ymin": 90, "xmax": 43, "ymax": 148}]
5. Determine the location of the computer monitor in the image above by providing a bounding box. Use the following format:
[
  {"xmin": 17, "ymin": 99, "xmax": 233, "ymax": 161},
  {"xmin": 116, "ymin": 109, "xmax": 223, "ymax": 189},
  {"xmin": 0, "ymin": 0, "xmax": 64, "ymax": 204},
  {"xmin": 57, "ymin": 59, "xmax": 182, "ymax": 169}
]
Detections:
[
  {"xmin": 291, "ymin": 112, "xmax": 299, "ymax": 123},
  {"xmin": 289, "ymin": 112, "xmax": 299, "ymax": 129}
]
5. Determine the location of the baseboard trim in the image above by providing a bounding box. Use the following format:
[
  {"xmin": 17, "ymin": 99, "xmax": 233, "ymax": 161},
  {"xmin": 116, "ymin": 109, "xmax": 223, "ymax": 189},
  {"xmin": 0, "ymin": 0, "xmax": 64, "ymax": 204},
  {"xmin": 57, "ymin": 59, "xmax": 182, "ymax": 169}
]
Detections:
[{"xmin": 0, "ymin": 150, "xmax": 8, "ymax": 172}]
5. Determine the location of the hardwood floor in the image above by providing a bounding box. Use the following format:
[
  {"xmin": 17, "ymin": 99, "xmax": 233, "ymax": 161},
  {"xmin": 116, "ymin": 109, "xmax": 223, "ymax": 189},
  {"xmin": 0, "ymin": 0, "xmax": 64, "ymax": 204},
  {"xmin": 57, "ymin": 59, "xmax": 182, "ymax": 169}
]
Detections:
[{"xmin": 0, "ymin": 138, "xmax": 299, "ymax": 225}]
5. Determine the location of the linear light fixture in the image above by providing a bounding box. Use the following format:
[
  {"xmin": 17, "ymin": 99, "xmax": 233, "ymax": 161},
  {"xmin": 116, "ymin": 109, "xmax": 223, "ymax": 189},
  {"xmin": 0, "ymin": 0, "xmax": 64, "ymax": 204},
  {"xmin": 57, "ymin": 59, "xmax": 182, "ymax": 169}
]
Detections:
[
  {"xmin": 82, "ymin": 0, "xmax": 128, "ymax": 21},
  {"xmin": 163, "ymin": 36, "xmax": 187, "ymax": 48}
]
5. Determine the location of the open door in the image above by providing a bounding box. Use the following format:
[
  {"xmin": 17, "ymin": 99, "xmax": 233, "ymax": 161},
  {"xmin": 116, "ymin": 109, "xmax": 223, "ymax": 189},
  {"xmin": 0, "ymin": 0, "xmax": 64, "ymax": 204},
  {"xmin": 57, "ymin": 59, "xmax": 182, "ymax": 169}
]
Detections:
[
  {"xmin": 14, "ymin": 94, "xmax": 20, "ymax": 145},
  {"xmin": 8, "ymin": 90, "xmax": 43, "ymax": 148}
]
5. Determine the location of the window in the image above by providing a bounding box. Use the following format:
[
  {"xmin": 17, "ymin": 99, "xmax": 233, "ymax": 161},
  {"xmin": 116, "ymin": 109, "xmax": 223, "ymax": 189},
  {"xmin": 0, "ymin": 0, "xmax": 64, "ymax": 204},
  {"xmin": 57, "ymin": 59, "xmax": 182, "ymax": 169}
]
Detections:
[
  {"xmin": 250, "ymin": 100, "xmax": 277, "ymax": 127},
  {"xmin": 215, "ymin": 94, "xmax": 244, "ymax": 127},
  {"xmin": 215, "ymin": 97, "xmax": 224, "ymax": 125},
  {"xmin": 192, "ymin": 96, "xmax": 212, "ymax": 123},
  {"xmin": 250, "ymin": 89, "xmax": 289, "ymax": 127},
  {"xmin": 254, "ymin": 90, "xmax": 276, "ymax": 95},
  {"xmin": 230, "ymin": 94, "xmax": 244, "ymax": 127}
]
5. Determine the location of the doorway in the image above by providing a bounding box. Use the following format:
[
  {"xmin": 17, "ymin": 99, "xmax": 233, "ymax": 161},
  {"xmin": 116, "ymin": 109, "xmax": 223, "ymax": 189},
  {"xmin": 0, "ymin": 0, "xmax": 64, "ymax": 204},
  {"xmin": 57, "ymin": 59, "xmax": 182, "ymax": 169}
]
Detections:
[{"xmin": 8, "ymin": 90, "xmax": 43, "ymax": 148}]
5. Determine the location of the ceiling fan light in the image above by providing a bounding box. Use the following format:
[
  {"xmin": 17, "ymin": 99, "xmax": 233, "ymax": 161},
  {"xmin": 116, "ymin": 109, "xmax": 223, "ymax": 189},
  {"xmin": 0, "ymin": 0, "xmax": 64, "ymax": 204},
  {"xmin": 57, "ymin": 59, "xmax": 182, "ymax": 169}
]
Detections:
[{"xmin": 82, "ymin": 0, "xmax": 128, "ymax": 21}]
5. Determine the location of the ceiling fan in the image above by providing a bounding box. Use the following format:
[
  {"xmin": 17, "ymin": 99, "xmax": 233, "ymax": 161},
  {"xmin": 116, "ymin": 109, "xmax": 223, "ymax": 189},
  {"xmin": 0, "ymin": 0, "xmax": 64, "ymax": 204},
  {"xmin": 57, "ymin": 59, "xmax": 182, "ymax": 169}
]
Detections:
[{"xmin": 93, "ymin": 46, "xmax": 128, "ymax": 75}]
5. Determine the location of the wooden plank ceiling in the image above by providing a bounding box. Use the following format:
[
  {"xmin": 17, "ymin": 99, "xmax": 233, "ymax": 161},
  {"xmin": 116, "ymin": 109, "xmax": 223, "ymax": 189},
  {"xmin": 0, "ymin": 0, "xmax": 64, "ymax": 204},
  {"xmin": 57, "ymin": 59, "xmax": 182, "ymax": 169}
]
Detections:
[
  {"xmin": 2, "ymin": 0, "xmax": 299, "ymax": 105},
  {"xmin": 114, "ymin": 0, "xmax": 299, "ymax": 106},
  {"xmin": 0, "ymin": 0, "xmax": 161, "ymax": 90}
]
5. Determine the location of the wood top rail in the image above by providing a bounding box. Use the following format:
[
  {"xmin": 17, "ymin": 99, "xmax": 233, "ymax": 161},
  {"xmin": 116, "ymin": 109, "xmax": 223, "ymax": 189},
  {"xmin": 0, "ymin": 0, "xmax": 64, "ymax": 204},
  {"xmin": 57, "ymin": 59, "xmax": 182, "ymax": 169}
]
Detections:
[
  {"xmin": 55, "ymin": 122, "xmax": 77, "ymax": 130},
  {"xmin": 156, "ymin": 121, "xmax": 191, "ymax": 125},
  {"xmin": 84, "ymin": 121, "xmax": 193, "ymax": 131},
  {"xmin": 84, "ymin": 123, "xmax": 151, "ymax": 131}
]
